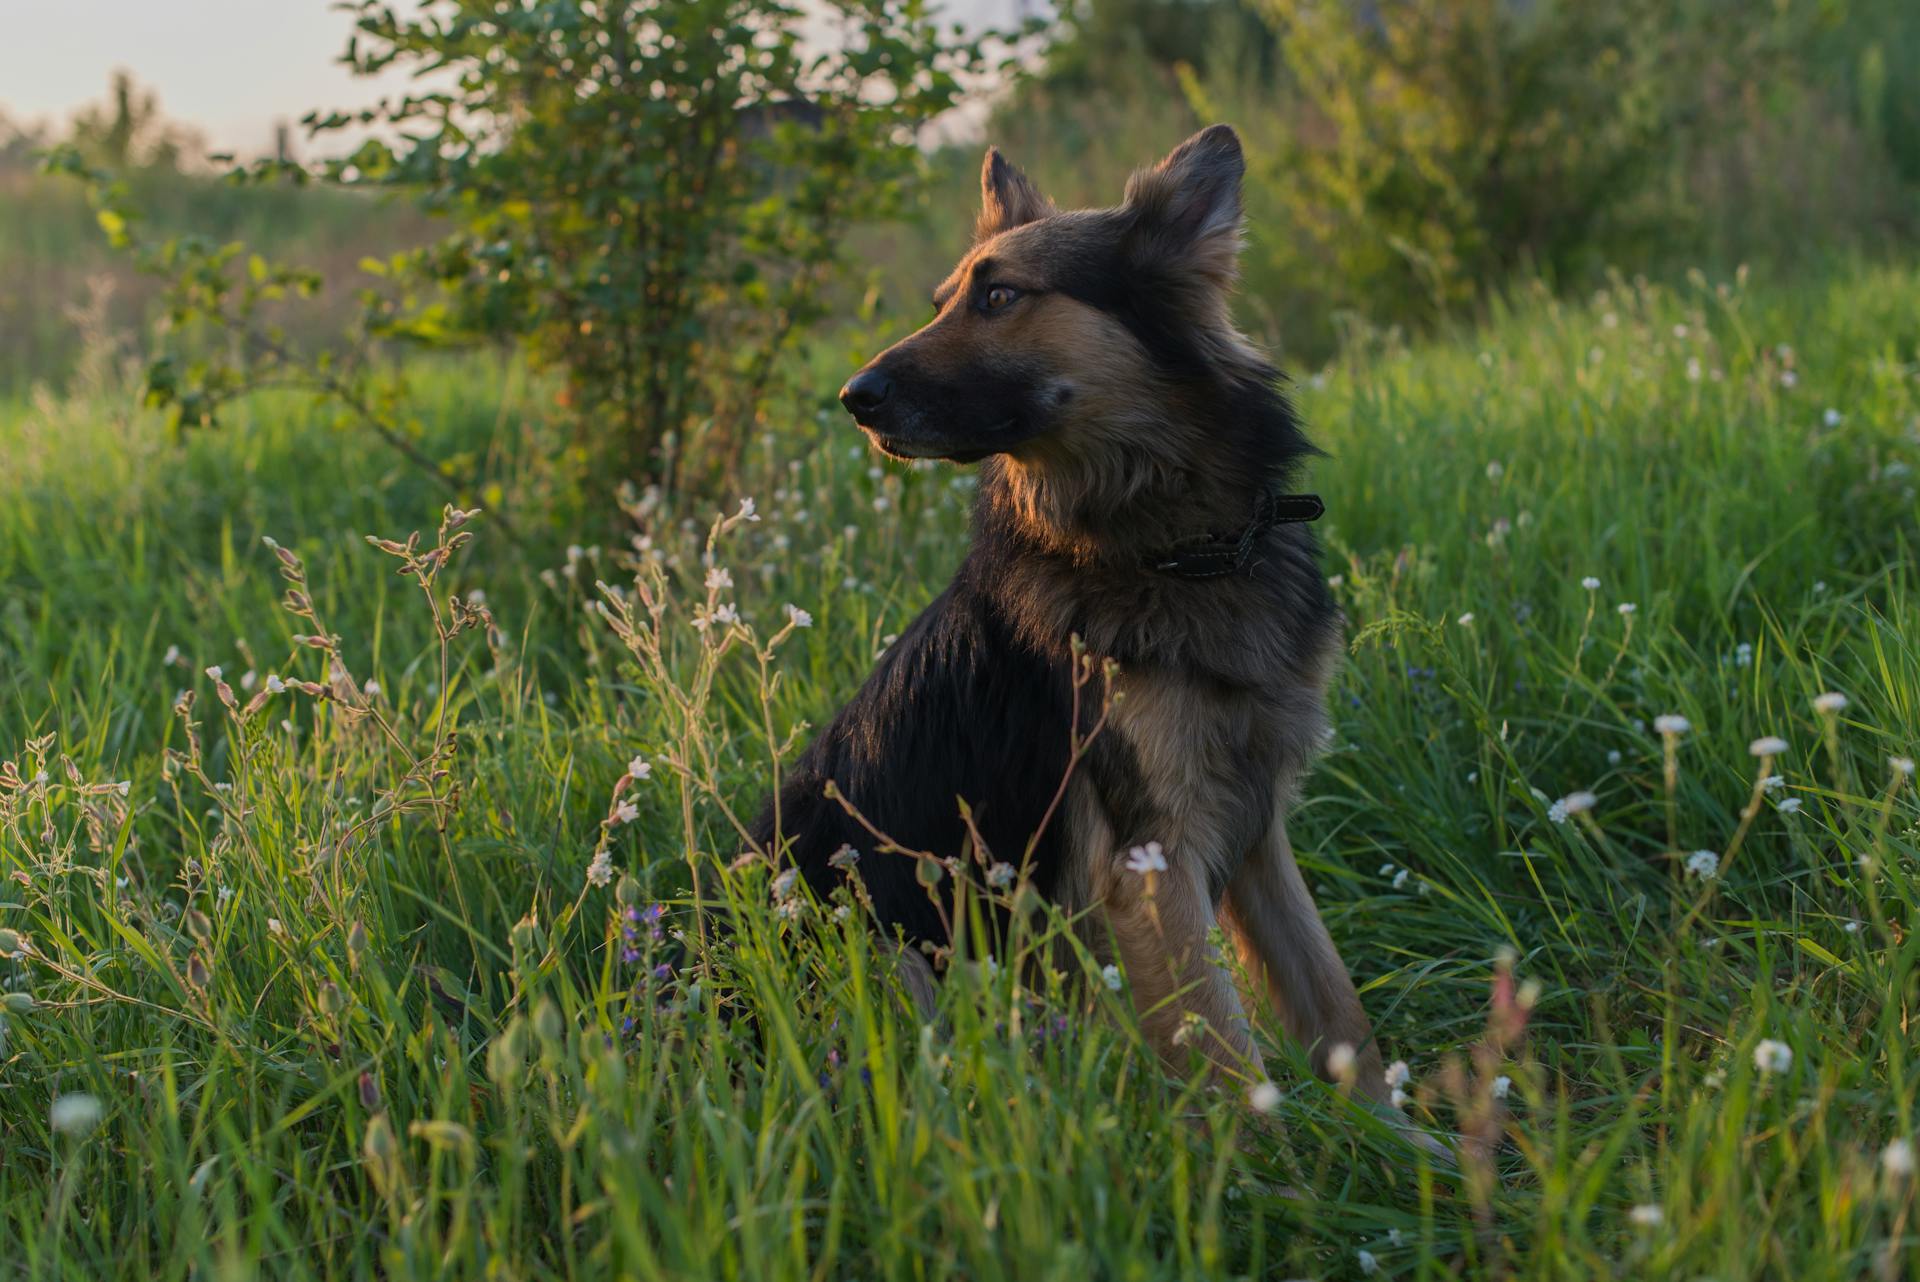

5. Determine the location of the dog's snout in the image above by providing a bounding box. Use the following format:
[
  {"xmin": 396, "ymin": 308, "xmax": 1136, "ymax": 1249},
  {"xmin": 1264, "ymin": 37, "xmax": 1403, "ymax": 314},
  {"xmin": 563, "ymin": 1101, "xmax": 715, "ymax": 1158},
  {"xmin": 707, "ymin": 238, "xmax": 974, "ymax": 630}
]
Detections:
[{"xmin": 839, "ymin": 368, "xmax": 893, "ymax": 418}]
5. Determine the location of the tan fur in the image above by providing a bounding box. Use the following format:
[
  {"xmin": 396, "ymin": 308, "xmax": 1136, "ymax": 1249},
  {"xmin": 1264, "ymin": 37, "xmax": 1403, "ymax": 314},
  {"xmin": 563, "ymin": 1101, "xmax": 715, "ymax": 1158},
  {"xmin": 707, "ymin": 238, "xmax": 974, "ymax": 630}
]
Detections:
[
  {"xmin": 1223, "ymin": 816, "xmax": 1391, "ymax": 1104},
  {"xmin": 1067, "ymin": 777, "xmax": 1260, "ymax": 1077}
]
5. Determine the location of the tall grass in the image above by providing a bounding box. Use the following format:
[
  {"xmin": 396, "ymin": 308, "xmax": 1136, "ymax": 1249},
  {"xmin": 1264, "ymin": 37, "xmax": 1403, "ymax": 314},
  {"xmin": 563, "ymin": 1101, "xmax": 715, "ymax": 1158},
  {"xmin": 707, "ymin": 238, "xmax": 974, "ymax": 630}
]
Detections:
[{"xmin": 1, "ymin": 260, "xmax": 1916, "ymax": 1278}]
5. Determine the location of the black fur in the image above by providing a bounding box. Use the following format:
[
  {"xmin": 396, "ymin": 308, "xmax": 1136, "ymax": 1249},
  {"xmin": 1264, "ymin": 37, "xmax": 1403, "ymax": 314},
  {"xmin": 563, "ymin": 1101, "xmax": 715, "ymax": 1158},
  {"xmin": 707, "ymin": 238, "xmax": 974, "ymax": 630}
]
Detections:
[{"xmin": 750, "ymin": 549, "xmax": 1080, "ymax": 946}]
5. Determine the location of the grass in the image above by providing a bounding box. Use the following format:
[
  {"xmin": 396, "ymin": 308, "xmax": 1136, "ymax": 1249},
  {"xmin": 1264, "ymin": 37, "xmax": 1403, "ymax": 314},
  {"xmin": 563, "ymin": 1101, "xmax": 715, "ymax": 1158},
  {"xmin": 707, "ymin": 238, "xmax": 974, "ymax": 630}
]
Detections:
[{"xmin": 1, "ymin": 257, "xmax": 1917, "ymax": 1280}]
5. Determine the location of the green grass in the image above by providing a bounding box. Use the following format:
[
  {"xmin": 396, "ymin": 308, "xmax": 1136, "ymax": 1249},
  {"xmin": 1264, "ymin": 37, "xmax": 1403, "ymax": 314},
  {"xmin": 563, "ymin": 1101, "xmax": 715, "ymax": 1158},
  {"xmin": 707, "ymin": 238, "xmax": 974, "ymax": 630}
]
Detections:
[{"xmin": 2, "ymin": 259, "xmax": 1917, "ymax": 1280}]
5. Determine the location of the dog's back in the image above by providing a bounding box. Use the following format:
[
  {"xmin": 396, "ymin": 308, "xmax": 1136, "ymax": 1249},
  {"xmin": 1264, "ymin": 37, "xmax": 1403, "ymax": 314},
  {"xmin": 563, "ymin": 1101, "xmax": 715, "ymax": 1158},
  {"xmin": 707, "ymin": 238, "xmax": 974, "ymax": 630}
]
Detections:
[{"xmin": 752, "ymin": 550, "xmax": 1078, "ymax": 942}]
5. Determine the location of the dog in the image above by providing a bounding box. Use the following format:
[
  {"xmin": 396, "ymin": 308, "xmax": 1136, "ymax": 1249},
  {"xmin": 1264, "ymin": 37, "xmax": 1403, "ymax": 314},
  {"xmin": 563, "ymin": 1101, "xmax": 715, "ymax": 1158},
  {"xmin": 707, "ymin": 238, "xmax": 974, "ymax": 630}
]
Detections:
[{"xmin": 750, "ymin": 124, "xmax": 1393, "ymax": 1107}]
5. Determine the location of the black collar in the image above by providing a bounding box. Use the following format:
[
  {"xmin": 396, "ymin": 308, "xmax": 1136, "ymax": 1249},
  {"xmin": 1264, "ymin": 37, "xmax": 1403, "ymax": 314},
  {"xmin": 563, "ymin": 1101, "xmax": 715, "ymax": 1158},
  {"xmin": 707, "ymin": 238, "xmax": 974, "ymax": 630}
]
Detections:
[{"xmin": 1147, "ymin": 490, "xmax": 1324, "ymax": 578}]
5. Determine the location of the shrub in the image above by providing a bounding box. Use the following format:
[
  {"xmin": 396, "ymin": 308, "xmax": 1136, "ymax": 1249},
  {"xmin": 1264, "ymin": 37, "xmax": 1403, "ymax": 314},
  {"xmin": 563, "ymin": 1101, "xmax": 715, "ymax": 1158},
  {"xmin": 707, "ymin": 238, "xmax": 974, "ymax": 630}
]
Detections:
[
  {"xmin": 1249, "ymin": 0, "xmax": 1811, "ymax": 327},
  {"xmin": 48, "ymin": 2, "xmax": 995, "ymax": 507}
]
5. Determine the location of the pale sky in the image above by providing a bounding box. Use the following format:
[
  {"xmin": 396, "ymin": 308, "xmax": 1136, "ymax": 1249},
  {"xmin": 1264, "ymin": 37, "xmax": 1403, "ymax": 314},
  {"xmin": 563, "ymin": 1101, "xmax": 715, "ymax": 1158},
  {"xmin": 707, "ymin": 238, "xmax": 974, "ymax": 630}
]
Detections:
[{"xmin": 0, "ymin": 0, "xmax": 1040, "ymax": 157}]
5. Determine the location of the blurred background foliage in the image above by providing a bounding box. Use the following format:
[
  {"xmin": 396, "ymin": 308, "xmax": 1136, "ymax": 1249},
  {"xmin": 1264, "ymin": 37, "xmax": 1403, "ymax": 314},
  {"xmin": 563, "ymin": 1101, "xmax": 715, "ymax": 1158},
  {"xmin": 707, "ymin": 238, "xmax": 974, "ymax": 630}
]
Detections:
[{"xmin": 3, "ymin": 0, "xmax": 1917, "ymax": 469}]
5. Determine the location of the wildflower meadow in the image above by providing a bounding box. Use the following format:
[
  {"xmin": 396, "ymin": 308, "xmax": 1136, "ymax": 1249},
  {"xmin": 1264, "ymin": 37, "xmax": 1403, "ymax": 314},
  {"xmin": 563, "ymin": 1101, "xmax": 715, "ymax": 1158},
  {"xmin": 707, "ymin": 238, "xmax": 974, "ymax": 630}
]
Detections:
[{"xmin": 2, "ymin": 251, "xmax": 1916, "ymax": 1278}]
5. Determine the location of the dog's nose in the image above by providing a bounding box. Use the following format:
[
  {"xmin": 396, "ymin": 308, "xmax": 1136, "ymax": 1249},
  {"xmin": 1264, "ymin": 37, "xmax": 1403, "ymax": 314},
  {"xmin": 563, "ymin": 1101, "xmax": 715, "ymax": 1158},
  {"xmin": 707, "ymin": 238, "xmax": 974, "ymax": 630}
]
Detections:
[{"xmin": 839, "ymin": 369, "xmax": 892, "ymax": 417}]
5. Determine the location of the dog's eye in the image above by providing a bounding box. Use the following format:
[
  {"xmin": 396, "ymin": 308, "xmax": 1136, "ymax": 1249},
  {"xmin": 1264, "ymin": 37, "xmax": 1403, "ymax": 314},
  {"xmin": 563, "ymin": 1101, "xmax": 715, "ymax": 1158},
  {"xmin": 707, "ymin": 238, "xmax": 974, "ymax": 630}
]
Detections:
[{"xmin": 983, "ymin": 285, "xmax": 1021, "ymax": 312}]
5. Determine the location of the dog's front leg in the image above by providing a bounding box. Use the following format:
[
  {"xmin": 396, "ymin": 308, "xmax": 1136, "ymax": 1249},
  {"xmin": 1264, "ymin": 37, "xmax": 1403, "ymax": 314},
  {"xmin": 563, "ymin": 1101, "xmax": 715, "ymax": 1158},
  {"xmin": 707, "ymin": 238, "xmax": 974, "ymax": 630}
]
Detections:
[
  {"xmin": 1099, "ymin": 855, "xmax": 1262, "ymax": 1082},
  {"xmin": 1222, "ymin": 813, "xmax": 1391, "ymax": 1105}
]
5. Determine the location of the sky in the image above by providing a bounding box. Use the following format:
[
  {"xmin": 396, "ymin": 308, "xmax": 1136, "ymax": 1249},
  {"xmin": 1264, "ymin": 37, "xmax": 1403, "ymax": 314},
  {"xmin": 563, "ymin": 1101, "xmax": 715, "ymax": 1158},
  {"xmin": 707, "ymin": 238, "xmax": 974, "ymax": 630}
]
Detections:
[{"xmin": 0, "ymin": 0, "xmax": 1042, "ymax": 157}]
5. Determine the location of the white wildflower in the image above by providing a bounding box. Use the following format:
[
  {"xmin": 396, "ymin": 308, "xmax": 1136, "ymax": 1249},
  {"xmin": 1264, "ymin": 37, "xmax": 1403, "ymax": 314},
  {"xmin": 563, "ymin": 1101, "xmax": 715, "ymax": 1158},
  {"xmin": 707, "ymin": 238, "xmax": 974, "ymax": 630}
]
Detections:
[
  {"xmin": 704, "ymin": 566, "xmax": 733, "ymax": 591},
  {"xmin": 1247, "ymin": 1080, "xmax": 1282, "ymax": 1113},
  {"xmin": 1547, "ymin": 798, "xmax": 1569, "ymax": 825},
  {"xmin": 216, "ymin": 885, "xmax": 234, "ymax": 906},
  {"xmin": 1752, "ymin": 1039, "xmax": 1794, "ymax": 1075},
  {"xmin": 1392, "ymin": 868, "xmax": 1410, "ymax": 890},
  {"xmin": 267, "ymin": 918, "xmax": 284, "ymax": 936},
  {"xmin": 1357, "ymin": 1249, "xmax": 1380, "ymax": 1276},
  {"xmin": 1491, "ymin": 1074, "xmax": 1512, "ymax": 1100},
  {"xmin": 162, "ymin": 645, "xmax": 181, "ymax": 666},
  {"xmin": 363, "ymin": 679, "xmax": 380, "ymax": 697},
  {"xmin": 770, "ymin": 867, "xmax": 801, "ymax": 900},
  {"xmin": 240, "ymin": 670, "xmax": 257, "ymax": 691},
  {"xmin": 985, "ymin": 862, "xmax": 1015, "ymax": 889},
  {"xmin": 586, "ymin": 848, "xmax": 613, "ymax": 888},
  {"xmin": 1883, "ymin": 1138, "xmax": 1915, "ymax": 1178},
  {"xmin": 1581, "ymin": 575, "xmax": 1601, "ymax": 591},
  {"xmin": 1457, "ymin": 612, "xmax": 1475, "ymax": 626},
  {"xmin": 1777, "ymin": 797, "xmax": 1803, "ymax": 814},
  {"xmin": 1385, "ymin": 1060, "xmax": 1410, "ymax": 1089},
  {"xmin": 736, "ymin": 497, "xmax": 759, "ymax": 522},
  {"xmin": 783, "ymin": 603, "xmax": 813, "ymax": 629},
  {"xmin": 1823, "ymin": 408, "xmax": 1842, "ymax": 427},
  {"xmin": 612, "ymin": 799, "xmax": 639, "ymax": 825},
  {"xmin": 1100, "ymin": 963, "xmax": 1123, "ymax": 991},
  {"xmin": 1562, "ymin": 790, "xmax": 1597, "ymax": 815},
  {"xmin": 1684, "ymin": 849, "xmax": 1719, "ymax": 879},
  {"xmin": 1124, "ymin": 842, "xmax": 1167, "ymax": 875},
  {"xmin": 627, "ymin": 755, "xmax": 651, "ymax": 780},
  {"xmin": 1762, "ymin": 774, "xmax": 1785, "ymax": 793},
  {"xmin": 265, "ymin": 674, "xmax": 287, "ymax": 694},
  {"xmin": 1617, "ymin": 601, "xmax": 1637, "ymax": 616},
  {"xmin": 1628, "ymin": 1204, "xmax": 1664, "ymax": 1228},
  {"xmin": 1654, "ymin": 714, "xmax": 1691, "ymax": 735},
  {"xmin": 1812, "ymin": 691, "xmax": 1848, "ymax": 714},
  {"xmin": 1326, "ymin": 1042, "xmax": 1357, "ymax": 1079},
  {"xmin": 1748, "ymin": 736, "xmax": 1788, "ymax": 757},
  {"xmin": 49, "ymin": 1093, "xmax": 103, "ymax": 1137},
  {"xmin": 1890, "ymin": 756, "xmax": 1915, "ymax": 778}
]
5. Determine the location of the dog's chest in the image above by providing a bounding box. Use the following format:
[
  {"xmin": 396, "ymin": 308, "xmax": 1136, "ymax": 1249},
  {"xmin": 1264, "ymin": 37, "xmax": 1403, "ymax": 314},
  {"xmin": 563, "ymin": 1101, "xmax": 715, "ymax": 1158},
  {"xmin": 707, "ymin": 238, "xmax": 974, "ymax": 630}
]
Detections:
[{"xmin": 1097, "ymin": 672, "xmax": 1284, "ymax": 894}]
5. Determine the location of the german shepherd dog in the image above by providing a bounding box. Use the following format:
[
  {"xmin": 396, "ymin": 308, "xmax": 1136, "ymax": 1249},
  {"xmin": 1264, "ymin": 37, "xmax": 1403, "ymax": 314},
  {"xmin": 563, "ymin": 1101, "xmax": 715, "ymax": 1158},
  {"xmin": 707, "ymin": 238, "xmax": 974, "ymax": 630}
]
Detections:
[{"xmin": 752, "ymin": 125, "xmax": 1393, "ymax": 1107}]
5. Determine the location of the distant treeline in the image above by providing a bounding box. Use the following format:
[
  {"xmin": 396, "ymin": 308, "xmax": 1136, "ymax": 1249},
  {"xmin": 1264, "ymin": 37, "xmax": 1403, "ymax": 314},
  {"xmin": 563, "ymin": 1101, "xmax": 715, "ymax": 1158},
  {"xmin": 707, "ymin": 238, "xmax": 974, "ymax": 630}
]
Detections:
[{"xmin": 5, "ymin": 1, "xmax": 1918, "ymax": 393}]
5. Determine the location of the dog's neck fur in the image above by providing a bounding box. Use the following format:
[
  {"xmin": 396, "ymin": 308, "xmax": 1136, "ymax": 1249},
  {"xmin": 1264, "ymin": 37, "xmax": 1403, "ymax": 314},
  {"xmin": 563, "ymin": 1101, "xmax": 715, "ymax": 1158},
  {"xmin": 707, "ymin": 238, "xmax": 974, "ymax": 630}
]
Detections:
[{"xmin": 974, "ymin": 362, "xmax": 1312, "ymax": 568}]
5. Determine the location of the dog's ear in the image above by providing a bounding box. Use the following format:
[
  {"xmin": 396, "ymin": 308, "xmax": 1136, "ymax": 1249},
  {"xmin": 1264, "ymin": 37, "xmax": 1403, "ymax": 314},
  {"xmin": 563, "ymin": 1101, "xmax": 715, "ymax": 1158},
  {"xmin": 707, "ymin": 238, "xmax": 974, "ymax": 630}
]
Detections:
[
  {"xmin": 1122, "ymin": 124, "xmax": 1245, "ymax": 282},
  {"xmin": 976, "ymin": 147, "xmax": 1052, "ymax": 242}
]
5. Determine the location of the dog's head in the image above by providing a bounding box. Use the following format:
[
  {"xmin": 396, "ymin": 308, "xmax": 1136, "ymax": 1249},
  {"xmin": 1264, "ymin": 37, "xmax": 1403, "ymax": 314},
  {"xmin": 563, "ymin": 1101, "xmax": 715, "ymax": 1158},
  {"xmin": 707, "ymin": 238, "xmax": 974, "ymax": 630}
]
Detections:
[{"xmin": 839, "ymin": 124, "xmax": 1261, "ymax": 465}]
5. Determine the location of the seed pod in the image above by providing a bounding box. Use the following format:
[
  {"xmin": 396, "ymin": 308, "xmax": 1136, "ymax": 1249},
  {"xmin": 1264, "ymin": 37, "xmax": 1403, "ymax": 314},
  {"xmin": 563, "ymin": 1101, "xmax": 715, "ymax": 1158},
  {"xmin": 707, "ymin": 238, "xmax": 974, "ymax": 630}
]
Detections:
[
  {"xmin": 408, "ymin": 1119, "xmax": 475, "ymax": 1153},
  {"xmin": 362, "ymin": 1112, "xmax": 395, "ymax": 1161},
  {"xmin": 533, "ymin": 998, "xmax": 563, "ymax": 1045}
]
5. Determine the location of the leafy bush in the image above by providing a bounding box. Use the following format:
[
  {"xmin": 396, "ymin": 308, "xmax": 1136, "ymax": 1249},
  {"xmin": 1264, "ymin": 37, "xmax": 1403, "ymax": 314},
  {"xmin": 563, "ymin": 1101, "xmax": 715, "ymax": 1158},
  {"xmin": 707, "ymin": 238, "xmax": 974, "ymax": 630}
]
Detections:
[{"xmin": 1249, "ymin": 0, "xmax": 1813, "ymax": 327}]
